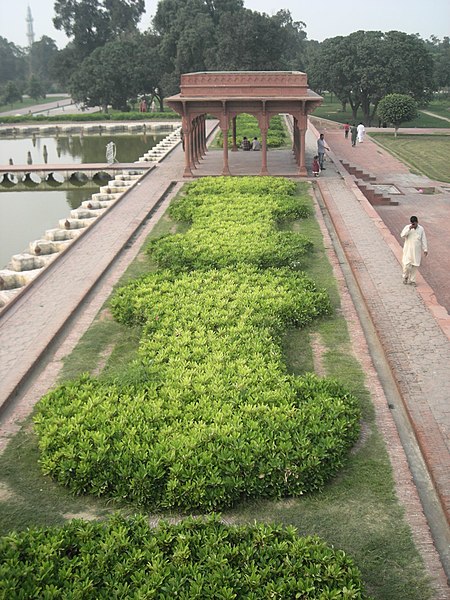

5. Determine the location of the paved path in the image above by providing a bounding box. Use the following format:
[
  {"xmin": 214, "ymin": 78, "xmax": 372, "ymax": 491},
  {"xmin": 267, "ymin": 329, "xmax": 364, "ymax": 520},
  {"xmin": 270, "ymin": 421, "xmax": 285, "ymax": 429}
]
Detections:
[{"xmin": 0, "ymin": 118, "xmax": 449, "ymax": 592}]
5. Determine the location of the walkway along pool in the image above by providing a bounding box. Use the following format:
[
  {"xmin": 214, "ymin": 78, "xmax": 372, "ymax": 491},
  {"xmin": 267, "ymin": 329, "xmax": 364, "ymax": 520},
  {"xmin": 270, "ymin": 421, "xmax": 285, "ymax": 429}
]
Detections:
[{"xmin": 0, "ymin": 125, "xmax": 180, "ymax": 268}]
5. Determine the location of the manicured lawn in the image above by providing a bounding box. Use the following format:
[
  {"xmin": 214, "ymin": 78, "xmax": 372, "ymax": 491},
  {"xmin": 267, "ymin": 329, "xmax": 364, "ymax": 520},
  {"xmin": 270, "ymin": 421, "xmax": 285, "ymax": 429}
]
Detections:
[
  {"xmin": 425, "ymin": 98, "xmax": 450, "ymax": 119},
  {"xmin": 0, "ymin": 182, "xmax": 433, "ymax": 599},
  {"xmin": 312, "ymin": 93, "xmax": 450, "ymax": 128},
  {"xmin": 369, "ymin": 133, "xmax": 450, "ymax": 183}
]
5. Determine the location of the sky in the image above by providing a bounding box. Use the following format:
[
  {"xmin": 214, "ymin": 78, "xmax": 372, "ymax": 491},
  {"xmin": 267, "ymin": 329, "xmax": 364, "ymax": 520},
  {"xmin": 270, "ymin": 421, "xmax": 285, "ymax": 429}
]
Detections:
[{"xmin": 0, "ymin": 0, "xmax": 449, "ymax": 49}]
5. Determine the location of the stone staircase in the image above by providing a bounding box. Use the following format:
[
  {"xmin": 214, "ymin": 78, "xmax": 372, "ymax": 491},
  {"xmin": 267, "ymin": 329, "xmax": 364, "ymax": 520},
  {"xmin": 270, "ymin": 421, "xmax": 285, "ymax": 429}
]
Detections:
[{"xmin": 340, "ymin": 160, "xmax": 399, "ymax": 207}]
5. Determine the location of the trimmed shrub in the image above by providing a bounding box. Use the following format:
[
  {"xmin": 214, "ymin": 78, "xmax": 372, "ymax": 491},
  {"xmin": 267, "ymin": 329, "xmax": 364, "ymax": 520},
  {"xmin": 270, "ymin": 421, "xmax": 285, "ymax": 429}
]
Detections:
[
  {"xmin": 0, "ymin": 515, "xmax": 370, "ymax": 599},
  {"xmin": 34, "ymin": 177, "xmax": 361, "ymax": 511},
  {"xmin": 216, "ymin": 113, "xmax": 288, "ymax": 148},
  {"xmin": 147, "ymin": 177, "xmax": 313, "ymax": 271}
]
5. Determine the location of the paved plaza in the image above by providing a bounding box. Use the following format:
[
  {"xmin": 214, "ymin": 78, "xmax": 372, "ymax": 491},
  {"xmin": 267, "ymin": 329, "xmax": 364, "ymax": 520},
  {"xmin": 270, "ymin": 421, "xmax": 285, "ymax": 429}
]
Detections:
[{"xmin": 0, "ymin": 117, "xmax": 449, "ymax": 594}]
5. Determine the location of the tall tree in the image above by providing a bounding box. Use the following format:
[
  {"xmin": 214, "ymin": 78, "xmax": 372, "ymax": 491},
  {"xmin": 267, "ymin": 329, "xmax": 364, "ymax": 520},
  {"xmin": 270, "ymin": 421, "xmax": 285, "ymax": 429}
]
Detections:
[
  {"xmin": 69, "ymin": 36, "xmax": 139, "ymax": 111},
  {"xmin": 53, "ymin": 0, "xmax": 145, "ymax": 58},
  {"xmin": 29, "ymin": 36, "xmax": 59, "ymax": 87},
  {"xmin": 426, "ymin": 36, "xmax": 450, "ymax": 91},
  {"xmin": 0, "ymin": 37, "xmax": 26, "ymax": 84},
  {"xmin": 309, "ymin": 30, "xmax": 435, "ymax": 124}
]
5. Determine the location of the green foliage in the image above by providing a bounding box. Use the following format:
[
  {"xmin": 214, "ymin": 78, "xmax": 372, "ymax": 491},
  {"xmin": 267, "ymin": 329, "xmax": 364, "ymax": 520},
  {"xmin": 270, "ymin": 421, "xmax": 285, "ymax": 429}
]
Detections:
[
  {"xmin": 0, "ymin": 111, "xmax": 179, "ymax": 124},
  {"xmin": 308, "ymin": 31, "xmax": 435, "ymax": 125},
  {"xmin": 377, "ymin": 94, "xmax": 418, "ymax": 133},
  {"xmin": 0, "ymin": 81, "xmax": 22, "ymax": 106},
  {"xmin": 53, "ymin": 0, "xmax": 145, "ymax": 59},
  {"xmin": 148, "ymin": 178, "xmax": 311, "ymax": 271},
  {"xmin": 216, "ymin": 114, "xmax": 287, "ymax": 148},
  {"xmin": 0, "ymin": 515, "xmax": 369, "ymax": 598},
  {"xmin": 34, "ymin": 177, "xmax": 360, "ymax": 511}
]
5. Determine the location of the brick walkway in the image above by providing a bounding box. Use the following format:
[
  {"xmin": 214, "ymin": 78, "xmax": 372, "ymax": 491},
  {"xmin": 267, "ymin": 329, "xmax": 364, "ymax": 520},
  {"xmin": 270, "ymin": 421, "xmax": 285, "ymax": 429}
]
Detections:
[{"xmin": 0, "ymin": 119, "xmax": 449, "ymax": 594}]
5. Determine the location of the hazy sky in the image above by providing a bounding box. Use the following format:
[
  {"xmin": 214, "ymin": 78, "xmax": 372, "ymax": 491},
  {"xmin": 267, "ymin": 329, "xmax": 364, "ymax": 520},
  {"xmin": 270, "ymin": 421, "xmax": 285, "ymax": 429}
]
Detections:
[{"xmin": 1, "ymin": 0, "xmax": 449, "ymax": 49}]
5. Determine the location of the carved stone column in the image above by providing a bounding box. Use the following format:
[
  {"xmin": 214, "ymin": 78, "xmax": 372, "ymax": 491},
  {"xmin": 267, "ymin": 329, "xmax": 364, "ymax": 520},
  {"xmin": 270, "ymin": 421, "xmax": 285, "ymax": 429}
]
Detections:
[
  {"xmin": 231, "ymin": 116, "xmax": 238, "ymax": 151},
  {"xmin": 182, "ymin": 116, "xmax": 193, "ymax": 177},
  {"xmin": 220, "ymin": 112, "xmax": 231, "ymax": 175}
]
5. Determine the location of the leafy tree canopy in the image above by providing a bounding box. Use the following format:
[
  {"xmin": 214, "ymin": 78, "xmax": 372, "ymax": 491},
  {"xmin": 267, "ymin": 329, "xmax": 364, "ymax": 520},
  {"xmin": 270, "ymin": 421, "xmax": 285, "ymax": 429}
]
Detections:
[
  {"xmin": 308, "ymin": 30, "xmax": 435, "ymax": 124},
  {"xmin": 0, "ymin": 37, "xmax": 26, "ymax": 84},
  {"xmin": 69, "ymin": 36, "xmax": 140, "ymax": 111},
  {"xmin": 53, "ymin": 0, "xmax": 145, "ymax": 58}
]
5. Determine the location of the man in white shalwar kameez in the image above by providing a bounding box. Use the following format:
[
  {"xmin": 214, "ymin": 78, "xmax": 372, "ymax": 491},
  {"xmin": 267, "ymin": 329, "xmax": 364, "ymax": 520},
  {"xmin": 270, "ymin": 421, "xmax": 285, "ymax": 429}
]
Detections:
[
  {"xmin": 400, "ymin": 215, "xmax": 428, "ymax": 286},
  {"xmin": 357, "ymin": 122, "xmax": 365, "ymax": 143}
]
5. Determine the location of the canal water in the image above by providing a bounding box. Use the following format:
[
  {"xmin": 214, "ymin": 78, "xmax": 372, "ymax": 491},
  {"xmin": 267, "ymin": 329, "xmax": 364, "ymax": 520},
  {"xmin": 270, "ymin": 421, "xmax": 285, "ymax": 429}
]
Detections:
[{"xmin": 0, "ymin": 132, "xmax": 165, "ymax": 268}]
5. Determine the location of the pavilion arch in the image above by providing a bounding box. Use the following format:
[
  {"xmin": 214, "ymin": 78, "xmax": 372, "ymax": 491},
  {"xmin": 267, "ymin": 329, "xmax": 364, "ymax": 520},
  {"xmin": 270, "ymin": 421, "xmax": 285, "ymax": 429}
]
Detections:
[{"xmin": 166, "ymin": 71, "xmax": 323, "ymax": 177}]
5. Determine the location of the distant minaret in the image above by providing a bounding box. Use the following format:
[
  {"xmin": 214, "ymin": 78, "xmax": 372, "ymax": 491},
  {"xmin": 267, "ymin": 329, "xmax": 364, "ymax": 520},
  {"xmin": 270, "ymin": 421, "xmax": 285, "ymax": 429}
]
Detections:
[{"xmin": 26, "ymin": 5, "xmax": 35, "ymax": 47}]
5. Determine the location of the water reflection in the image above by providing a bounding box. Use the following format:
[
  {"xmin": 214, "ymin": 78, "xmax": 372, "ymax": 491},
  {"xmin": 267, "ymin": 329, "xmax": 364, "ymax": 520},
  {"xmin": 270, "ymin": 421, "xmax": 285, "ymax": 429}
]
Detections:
[
  {"xmin": 0, "ymin": 132, "xmax": 166, "ymax": 268},
  {"xmin": 0, "ymin": 188, "xmax": 94, "ymax": 268}
]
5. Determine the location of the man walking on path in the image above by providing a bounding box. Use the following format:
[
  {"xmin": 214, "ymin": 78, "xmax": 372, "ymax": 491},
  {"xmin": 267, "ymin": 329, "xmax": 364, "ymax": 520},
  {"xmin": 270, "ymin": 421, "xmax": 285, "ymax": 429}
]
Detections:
[
  {"xmin": 401, "ymin": 216, "xmax": 428, "ymax": 286},
  {"xmin": 350, "ymin": 124, "xmax": 357, "ymax": 146},
  {"xmin": 317, "ymin": 133, "xmax": 329, "ymax": 170},
  {"xmin": 357, "ymin": 122, "xmax": 366, "ymax": 143}
]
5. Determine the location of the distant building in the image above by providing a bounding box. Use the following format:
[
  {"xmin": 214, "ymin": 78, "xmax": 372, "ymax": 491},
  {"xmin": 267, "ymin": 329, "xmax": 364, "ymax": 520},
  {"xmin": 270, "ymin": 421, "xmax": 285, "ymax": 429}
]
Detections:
[{"xmin": 26, "ymin": 5, "xmax": 35, "ymax": 47}]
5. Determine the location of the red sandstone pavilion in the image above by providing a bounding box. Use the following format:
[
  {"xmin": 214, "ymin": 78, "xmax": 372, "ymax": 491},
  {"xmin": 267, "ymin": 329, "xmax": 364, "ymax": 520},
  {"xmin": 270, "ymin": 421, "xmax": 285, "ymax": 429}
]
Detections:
[{"xmin": 166, "ymin": 71, "xmax": 323, "ymax": 177}]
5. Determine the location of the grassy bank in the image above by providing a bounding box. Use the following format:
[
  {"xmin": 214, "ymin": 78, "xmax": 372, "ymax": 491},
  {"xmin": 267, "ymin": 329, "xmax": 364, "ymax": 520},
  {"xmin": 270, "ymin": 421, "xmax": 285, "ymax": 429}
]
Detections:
[
  {"xmin": 312, "ymin": 94, "xmax": 450, "ymax": 129},
  {"xmin": 370, "ymin": 133, "xmax": 450, "ymax": 182}
]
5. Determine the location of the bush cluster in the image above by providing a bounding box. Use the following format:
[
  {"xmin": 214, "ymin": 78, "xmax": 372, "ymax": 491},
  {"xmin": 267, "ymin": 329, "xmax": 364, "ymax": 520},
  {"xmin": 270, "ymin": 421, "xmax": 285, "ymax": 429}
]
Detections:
[
  {"xmin": 0, "ymin": 515, "xmax": 369, "ymax": 599},
  {"xmin": 34, "ymin": 177, "xmax": 360, "ymax": 511},
  {"xmin": 216, "ymin": 114, "xmax": 287, "ymax": 148},
  {"xmin": 148, "ymin": 178, "xmax": 313, "ymax": 272}
]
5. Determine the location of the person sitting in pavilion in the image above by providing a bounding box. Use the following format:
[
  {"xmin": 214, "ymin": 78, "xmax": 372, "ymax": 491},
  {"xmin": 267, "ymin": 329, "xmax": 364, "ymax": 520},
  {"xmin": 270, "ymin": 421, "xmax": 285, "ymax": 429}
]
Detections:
[
  {"xmin": 251, "ymin": 136, "xmax": 261, "ymax": 151},
  {"xmin": 240, "ymin": 136, "xmax": 251, "ymax": 151}
]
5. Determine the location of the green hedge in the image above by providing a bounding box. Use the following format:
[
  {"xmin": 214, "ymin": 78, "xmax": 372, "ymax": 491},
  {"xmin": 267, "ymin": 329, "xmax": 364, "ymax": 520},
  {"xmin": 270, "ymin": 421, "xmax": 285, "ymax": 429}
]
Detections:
[
  {"xmin": 216, "ymin": 114, "xmax": 287, "ymax": 148},
  {"xmin": 0, "ymin": 111, "xmax": 180, "ymax": 124},
  {"xmin": 0, "ymin": 515, "xmax": 369, "ymax": 599},
  {"xmin": 34, "ymin": 177, "xmax": 361, "ymax": 511},
  {"xmin": 148, "ymin": 177, "xmax": 312, "ymax": 271}
]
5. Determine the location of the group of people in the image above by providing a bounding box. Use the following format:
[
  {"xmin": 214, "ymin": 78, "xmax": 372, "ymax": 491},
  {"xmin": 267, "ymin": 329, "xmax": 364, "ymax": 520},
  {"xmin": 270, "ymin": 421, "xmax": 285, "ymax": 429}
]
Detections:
[
  {"xmin": 312, "ymin": 133, "xmax": 329, "ymax": 176},
  {"xmin": 312, "ymin": 121, "xmax": 366, "ymax": 176},
  {"xmin": 344, "ymin": 122, "xmax": 365, "ymax": 147},
  {"xmin": 241, "ymin": 136, "xmax": 261, "ymax": 151}
]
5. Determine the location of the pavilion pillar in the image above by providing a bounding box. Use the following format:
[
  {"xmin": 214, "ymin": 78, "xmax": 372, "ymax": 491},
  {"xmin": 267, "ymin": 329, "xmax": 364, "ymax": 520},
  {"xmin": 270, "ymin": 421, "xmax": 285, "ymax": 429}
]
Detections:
[
  {"xmin": 259, "ymin": 127, "xmax": 269, "ymax": 176},
  {"xmin": 182, "ymin": 116, "xmax": 193, "ymax": 177},
  {"xmin": 293, "ymin": 117, "xmax": 300, "ymax": 165},
  {"xmin": 193, "ymin": 117, "xmax": 199, "ymax": 165},
  {"xmin": 200, "ymin": 115, "xmax": 206, "ymax": 156},
  {"xmin": 220, "ymin": 113, "xmax": 231, "ymax": 175},
  {"xmin": 231, "ymin": 116, "xmax": 238, "ymax": 151},
  {"xmin": 298, "ymin": 113, "xmax": 307, "ymax": 176}
]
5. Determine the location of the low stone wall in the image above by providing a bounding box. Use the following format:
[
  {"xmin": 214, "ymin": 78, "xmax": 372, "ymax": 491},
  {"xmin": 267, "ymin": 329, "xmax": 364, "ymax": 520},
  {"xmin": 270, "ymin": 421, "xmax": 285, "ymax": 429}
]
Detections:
[{"xmin": 0, "ymin": 121, "xmax": 180, "ymax": 137}]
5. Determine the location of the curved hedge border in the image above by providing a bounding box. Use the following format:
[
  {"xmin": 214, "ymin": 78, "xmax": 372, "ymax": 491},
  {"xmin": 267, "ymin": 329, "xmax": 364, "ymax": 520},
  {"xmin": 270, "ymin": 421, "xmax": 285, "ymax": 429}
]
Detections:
[
  {"xmin": 0, "ymin": 515, "xmax": 369, "ymax": 599},
  {"xmin": 34, "ymin": 177, "xmax": 361, "ymax": 511}
]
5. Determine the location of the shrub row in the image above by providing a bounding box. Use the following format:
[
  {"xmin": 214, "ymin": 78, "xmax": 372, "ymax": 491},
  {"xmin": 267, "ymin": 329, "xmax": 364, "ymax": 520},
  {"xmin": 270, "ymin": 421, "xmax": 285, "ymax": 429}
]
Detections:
[
  {"xmin": 0, "ymin": 515, "xmax": 369, "ymax": 599},
  {"xmin": 0, "ymin": 111, "xmax": 180, "ymax": 124},
  {"xmin": 34, "ymin": 177, "xmax": 361, "ymax": 511}
]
